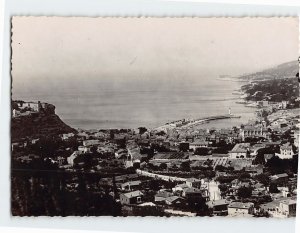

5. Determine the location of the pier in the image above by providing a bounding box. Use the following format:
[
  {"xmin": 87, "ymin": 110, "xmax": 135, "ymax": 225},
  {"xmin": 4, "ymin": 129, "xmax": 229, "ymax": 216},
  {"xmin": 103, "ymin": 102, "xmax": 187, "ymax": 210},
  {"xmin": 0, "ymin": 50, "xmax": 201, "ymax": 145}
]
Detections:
[{"xmin": 155, "ymin": 114, "xmax": 241, "ymax": 131}]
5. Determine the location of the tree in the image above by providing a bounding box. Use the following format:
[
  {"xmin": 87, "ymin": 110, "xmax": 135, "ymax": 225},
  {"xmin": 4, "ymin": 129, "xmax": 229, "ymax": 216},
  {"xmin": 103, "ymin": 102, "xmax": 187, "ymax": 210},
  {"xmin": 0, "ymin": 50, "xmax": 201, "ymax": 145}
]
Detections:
[
  {"xmin": 218, "ymin": 183, "xmax": 229, "ymax": 195},
  {"xmin": 156, "ymin": 131, "xmax": 166, "ymax": 136},
  {"xmin": 269, "ymin": 183, "xmax": 280, "ymax": 193},
  {"xmin": 179, "ymin": 142, "xmax": 189, "ymax": 152},
  {"xmin": 238, "ymin": 172, "xmax": 251, "ymax": 181},
  {"xmin": 254, "ymin": 173, "xmax": 270, "ymax": 186},
  {"xmin": 194, "ymin": 147, "xmax": 210, "ymax": 156},
  {"xmin": 138, "ymin": 127, "xmax": 147, "ymax": 135},
  {"xmin": 159, "ymin": 163, "xmax": 167, "ymax": 170},
  {"xmin": 180, "ymin": 161, "xmax": 190, "ymax": 172},
  {"xmin": 237, "ymin": 186, "xmax": 253, "ymax": 199},
  {"xmin": 253, "ymin": 153, "xmax": 265, "ymax": 165},
  {"xmin": 215, "ymin": 165, "xmax": 226, "ymax": 172}
]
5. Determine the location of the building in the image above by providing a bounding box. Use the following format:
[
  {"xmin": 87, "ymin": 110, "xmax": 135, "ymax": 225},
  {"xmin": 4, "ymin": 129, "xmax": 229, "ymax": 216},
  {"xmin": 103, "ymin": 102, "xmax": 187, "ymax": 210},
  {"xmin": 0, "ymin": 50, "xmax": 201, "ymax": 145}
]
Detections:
[
  {"xmin": 228, "ymin": 202, "xmax": 254, "ymax": 217},
  {"xmin": 115, "ymin": 149, "xmax": 128, "ymax": 159},
  {"xmin": 240, "ymin": 127, "xmax": 268, "ymax": 141},
  {"xmin": 165, "ymin": 196, "xmax": 184, "ymax": 206},
  {"xmin": 189, "ymin": 139, "xmax": 210, "ymax": 151},
  {"xmin": 245, "ymin": 165, "xmax": 264, "ymax": 176},
  {"xmin": 277, "ymin": 199, "xmax": 296, "ymax": 217},
  {"xmin": 78, "ymin": 145, "xmax": 91, "ymax": 154},
  {"xmin": 185, "ymin": 178, "xmax": 202, "ymax": 189},
  {"xmin": 154, "ymin": 190, "xmax": 173, "ymax": 203},
  {"xmin": 67, "ymin": 151, "xmax": 81, "ymax": 166},
  {"xmin": 83, "ymin": 139, "xmax": 101, "ymax": 147},
  {"xmin": 292, "ymin": 130, "xmax": 299, "ymax": 148},
  {"xmin": 228, "ymin": 143, "xmax": 251, "ymax": 159},
  {"xmin": 270, "ymin": 173, "xmax": 289, "ymax": 184},
  {"xmin": 121, "ymin": 181, "xmax": 142, "ymax": 192},
  {"xmin": 61, "ymin": 133, "xmax": 75, "ymax": 141},
  {"xmin": 120, "ymin": 190, "xmax": 144, "ymax": 205},
  {"xmin": 207, "ymin": 199, "xmax": 229, "ymax": 216},
  {"xmin": 275, "ymin": 143, "xmax": 294, "ymax": 159}
]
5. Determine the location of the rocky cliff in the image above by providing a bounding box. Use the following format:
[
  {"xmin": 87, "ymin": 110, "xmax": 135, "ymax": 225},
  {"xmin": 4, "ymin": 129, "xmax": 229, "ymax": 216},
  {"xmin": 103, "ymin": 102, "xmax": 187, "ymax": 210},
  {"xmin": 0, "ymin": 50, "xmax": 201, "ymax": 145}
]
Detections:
[{"xmin": 11, "ymin": 101, "xmax": 77, "ymax": 142}]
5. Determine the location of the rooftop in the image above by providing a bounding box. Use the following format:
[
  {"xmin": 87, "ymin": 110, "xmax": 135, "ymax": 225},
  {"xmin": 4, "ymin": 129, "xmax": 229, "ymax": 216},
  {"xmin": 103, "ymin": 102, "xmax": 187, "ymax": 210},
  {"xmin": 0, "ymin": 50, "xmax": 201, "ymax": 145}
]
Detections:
[
  {"xmin": 228, "ymin": 202, "xmax": 254, "ymax": 209},
  {"xmin": 123, "ymin": 190, "xmax": 143, "ymax": 198},
  {"xmin": 230, "ymin": 143, "xmax": 250, "ymax": 153},
  {"xmin": 207, "ymin": 199, "xmax": 229, "ymax": 207}
]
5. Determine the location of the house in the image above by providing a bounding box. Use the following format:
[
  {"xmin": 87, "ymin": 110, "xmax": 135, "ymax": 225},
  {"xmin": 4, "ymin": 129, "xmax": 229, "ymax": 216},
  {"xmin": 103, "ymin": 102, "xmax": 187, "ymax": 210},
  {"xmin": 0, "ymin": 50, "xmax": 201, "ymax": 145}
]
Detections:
[
  {"xmin": 185, "ymin": 178, "xmax": 202, "ymax": 189},
  {"xmin": 78, "ymin": 145, "xmax": 91, "ymax": 153},
  {"xmin": 260, "ymin": 201, "xmax": 279, "ymax": 217},
  {"xmin": 182, "ymin": 187, "xmax": 206, "ymax": 200},
  {"xmin": 207, "ymin": 199, "xmax": 229, "ymax": 216},
  {"xmin": 67, "ymin": 151, "xmax": 81, "ymax": 166},
  {"xmin": 228, "ymin": 143, "xmax": 251, "ymax": 159},
  {"xmin": 155, "ymin": 190, "xmax": 173, "ymax": 203},
  {"xmin": 270, "ymin": 173, "xmax": 289, "ymax": 184},
  {"xmin": 115, "ymin": 149, "xmax": 128, "ymax": 159},
  {"xmin": 165, "ymin": 196, "xmax": 184, "ymax": 206},
  {"xmin": 189, "ymin": 139, "xmax": 210, "ymax": 151},
  {"xmin": 57, "ymin": 156, "xmax": 66, "ymax": 166},
  {"xmin": 172, "ymin": 183, "xmax": 190, "ymax": 194},
  {"xmin": 31, "ymin": 138, "xmax": 39, "ymax": 144},
  {"xmin": 275, "ymin": 143, "xmax": 294, "ymax": 159},
  {"xmin": 61, "ymin": 133, "xmax": 75, "ymax": 141},
  {"xmin": 228, "ymin": 202, "xmax": 254, "ymax": 217},
  {"xmin": 77, "ymin": 131, "xmax": 89, "ymax": 140},
  {"xmin": 83, "ymin": 139, "xmax": 101, "ymax": 147},
  {"xmin": 292, "ymin": 130, "xmax": 299, "ymax": 148},
  {"xmin": 16, "ymin": 154, "xmax": 39, "ymax": 163},
  {"xmin": 277, "ymin": 199, "xmax": 296, "ymax": 217},
  {"xmin": 245, "ymin": 165, "xmax": 264, "ymax": 176},
  {"xmin": 127, "ymin": 147, "xmax": 144, "ymax": 162},
  {"xmin": 120, "ymin": 190, "xmax": 144, "ymax": 205},
  {"xmin": 121, "ymin": 180, "xmax": 142, "ymax": 191}
]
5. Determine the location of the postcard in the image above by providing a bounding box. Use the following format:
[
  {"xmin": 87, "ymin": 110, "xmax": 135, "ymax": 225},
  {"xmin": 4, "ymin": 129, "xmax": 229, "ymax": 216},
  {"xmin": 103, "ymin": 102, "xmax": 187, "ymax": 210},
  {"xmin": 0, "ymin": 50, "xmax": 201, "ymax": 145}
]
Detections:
[{"xmin": 11, "ymin": 17, "xmax": 299, "ymax": 217}]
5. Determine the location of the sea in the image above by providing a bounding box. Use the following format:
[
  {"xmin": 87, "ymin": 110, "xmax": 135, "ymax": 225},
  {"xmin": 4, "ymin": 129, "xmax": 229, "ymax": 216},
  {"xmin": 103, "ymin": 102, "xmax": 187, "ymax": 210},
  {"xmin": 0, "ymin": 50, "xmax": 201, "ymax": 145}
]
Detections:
[{"xmin": 12, "ymin": 78, "xmax": 256, "ymax": 130}]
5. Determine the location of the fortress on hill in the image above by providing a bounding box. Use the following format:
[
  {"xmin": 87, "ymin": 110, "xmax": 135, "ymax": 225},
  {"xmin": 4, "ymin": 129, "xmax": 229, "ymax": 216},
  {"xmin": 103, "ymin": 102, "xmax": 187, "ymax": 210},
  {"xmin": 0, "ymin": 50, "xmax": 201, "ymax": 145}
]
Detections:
[{"xmin": 12, "ymin": 100, "xmax": 56, "ymax": 117}]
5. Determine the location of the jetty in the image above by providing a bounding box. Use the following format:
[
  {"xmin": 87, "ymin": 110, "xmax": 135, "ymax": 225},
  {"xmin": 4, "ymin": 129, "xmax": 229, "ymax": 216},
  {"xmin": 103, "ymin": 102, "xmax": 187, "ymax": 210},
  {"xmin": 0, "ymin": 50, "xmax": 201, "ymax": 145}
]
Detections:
[{"xmin": 155, "ymin": 113, "xmax": 241, "ymax": 131}]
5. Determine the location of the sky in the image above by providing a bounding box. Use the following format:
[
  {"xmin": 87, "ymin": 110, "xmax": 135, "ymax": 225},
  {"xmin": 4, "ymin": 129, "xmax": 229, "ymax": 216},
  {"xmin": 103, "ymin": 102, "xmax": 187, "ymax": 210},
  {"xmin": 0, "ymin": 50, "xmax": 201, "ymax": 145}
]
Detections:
[{"xmin": 11, "ymin": 17, "xmax": 299, "ymax": 94}]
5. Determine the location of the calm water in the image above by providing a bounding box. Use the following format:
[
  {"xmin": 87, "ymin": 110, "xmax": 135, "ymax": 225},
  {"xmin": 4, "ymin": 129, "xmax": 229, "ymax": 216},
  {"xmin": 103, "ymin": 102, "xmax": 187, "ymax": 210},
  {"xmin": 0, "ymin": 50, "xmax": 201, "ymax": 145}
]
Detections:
[{"xmin": 13, "ymin": 79, "xmax": 256, "ymax": 130}]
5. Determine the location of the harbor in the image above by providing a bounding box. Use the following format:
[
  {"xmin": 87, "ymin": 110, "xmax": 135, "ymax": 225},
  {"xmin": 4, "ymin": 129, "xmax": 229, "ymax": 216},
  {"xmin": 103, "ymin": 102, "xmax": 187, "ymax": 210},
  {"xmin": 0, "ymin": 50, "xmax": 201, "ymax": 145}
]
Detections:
[{"xmin": 155, "ymin": 110, "xmax": 241, "ymax": 131}]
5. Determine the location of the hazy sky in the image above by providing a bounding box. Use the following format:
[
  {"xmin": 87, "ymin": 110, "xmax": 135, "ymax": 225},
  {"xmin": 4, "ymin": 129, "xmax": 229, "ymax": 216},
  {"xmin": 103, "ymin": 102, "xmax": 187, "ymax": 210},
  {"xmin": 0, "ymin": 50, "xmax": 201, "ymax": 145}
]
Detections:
[{"xmin": 11, "ymin": 17, "xmax": 298, "ymax": 94}]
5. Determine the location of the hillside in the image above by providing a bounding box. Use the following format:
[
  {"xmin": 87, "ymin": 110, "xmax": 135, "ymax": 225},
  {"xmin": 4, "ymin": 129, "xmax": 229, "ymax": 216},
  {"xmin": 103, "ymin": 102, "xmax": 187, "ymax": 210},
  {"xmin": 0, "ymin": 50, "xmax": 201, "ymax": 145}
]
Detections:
[
  {"xmin": 11, "ymin": 104, "xmax": 77, "ymax": 142},
  {"xmin": 238, "ymin": 61, "xmax": 298, "ymax": 81},
  {"xmin": 241, "ymin": 77, "xmax": 299, "ymax": 103}
]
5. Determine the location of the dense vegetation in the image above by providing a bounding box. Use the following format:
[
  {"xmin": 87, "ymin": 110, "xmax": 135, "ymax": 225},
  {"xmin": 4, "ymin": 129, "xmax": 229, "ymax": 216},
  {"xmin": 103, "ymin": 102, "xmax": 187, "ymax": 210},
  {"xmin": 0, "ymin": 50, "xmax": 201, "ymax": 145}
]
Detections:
[{"xmin": 241, "ymin": 77, "xmax": 299, "ymax": 103}]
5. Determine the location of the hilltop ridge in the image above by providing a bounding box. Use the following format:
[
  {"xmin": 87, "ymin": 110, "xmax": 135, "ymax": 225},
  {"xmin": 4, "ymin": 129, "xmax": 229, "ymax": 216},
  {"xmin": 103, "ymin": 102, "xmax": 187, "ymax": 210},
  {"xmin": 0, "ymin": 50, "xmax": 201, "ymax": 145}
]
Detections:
[{"xmin": 238, "ymin": 60, "xmax": 298, "ymax": 81}]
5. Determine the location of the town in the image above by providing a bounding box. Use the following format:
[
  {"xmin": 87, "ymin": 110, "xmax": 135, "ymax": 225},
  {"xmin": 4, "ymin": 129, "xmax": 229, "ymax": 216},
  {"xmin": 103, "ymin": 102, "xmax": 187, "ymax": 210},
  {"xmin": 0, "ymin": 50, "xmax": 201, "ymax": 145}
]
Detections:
[{"xmin": 11, "ymin": 92, "xmax": 299, "ymax": 217}]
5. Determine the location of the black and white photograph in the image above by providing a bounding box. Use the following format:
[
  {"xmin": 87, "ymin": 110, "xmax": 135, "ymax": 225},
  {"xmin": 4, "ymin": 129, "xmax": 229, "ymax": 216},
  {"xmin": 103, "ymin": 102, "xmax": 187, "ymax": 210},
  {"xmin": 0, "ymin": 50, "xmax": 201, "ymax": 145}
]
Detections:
[{"xmin": 10, "ymin": 17, "xmax": 299, "ymax": 217}]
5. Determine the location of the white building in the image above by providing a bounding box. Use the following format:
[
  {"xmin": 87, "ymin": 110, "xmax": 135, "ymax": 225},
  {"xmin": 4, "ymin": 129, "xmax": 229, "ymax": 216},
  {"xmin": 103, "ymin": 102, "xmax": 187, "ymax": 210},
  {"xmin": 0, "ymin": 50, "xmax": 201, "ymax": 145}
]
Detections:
[
  {"xmin": 67, "ymin": 151, "xmax": 81, "ymax": 166},
  {"xmin": 78, "ymin": 145, "xmax": 91, "ymax": 153},
  {"xmin": 228, "ymin": 202, "xmax": 254, "ymax": 217},
  {"xmin": 276, "ymin": 199, "xmax": 296, "ymax": 218},
  {"xmin": 275, "ymin": 143, "xmax": 294, "ymax": 159},
  {"xmin": 228, "ymin": 143, "xmax": 251, "ymax": 159},
  {"xmin": 189, "ymin": 139, "xmax": 210, "ymax": 151}
]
